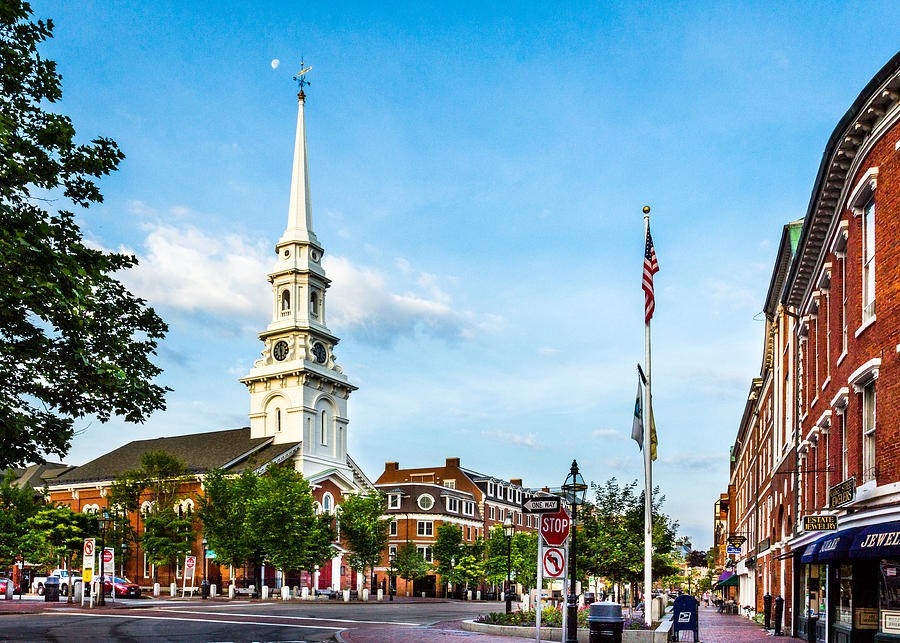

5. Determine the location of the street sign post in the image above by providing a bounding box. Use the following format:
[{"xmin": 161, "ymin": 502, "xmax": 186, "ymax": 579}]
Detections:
[
  {"xmin": 540, "ymin": 507, "xmax": 571, "ymax": 547},
  {"xmin": 102, "ymin": 548, "xmax": 115, "ymax": 603},
  {"xmin": 182, "ymin": 556, "xmax": 197, "ymax": 597},
  {"xmin": 523, "ymin": 497, "xmax": 561, "ymax": 514},
  {"xmin": 82, "ymin": 538, "xmax": 95, "ymax": 608}
]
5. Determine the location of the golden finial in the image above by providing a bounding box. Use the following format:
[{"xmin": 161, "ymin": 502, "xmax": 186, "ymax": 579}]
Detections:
[{"xmin": 642, "ymin": 206, "xmax": 651, "ymax": 214}]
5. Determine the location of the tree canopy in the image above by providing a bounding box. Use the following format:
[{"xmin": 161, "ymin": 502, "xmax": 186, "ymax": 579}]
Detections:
[
  {"xmin": 339, "ymin": 491, "xmax": 390, "ymax": 589},
  {"xmin": 0, "ymin": 470, "xmax": 39, "ymax": 569},
  {"xmin": 0, "ymin": 0, "xmax": 168, "ymax": 468}
]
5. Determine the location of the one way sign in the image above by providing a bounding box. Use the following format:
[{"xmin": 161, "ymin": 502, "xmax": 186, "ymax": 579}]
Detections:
[{"xmin": 523, "ymin": 497, "xmax": 561, "ymax": 514}]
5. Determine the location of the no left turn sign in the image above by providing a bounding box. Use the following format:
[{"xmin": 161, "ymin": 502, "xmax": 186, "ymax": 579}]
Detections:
[
  {"xmin": 543, "ymin": 547, "xmax": 566, "ymax": 578},
  {"xmin": 83, "ymin": 539, "xmax": 94, "ymax": 556}
]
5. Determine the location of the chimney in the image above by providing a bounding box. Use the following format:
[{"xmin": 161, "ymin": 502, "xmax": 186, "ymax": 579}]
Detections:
[
  {"xmin": 385, "ymin": 462, "xmax": 399, "ymax": 472},
  {"xmin": 445, "ymin": 457, "xmax": 461, "ymax": 468},
  {"xmin": 510, "ymin": 478, "xmax": 523, "ymax": 487},
  {"xmin": 542, "ymin": 487, "xmax": 550, "ymax": 493}
]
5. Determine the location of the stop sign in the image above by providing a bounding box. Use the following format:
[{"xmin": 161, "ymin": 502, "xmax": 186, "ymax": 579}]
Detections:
[{"xmin": 540, "ymin": 507, "xmax": 570, "ymax": 546}]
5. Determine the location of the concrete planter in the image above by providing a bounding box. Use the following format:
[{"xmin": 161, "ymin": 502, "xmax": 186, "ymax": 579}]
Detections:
[{"xmin": 461, "ymin": 620, "xmax": 669, "ymax": 642}]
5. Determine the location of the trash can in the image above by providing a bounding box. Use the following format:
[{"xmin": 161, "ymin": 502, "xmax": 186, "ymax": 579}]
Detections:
[
  {"xmin": 201, "ymin": 580, "xmax": 210, "ymax": 600},
  {"xmin": 588, "ymin": 601, "xmax": 624, "ymax": 643},
  {"xmin": 44, "ymin": 577, "xmax": 60, "ymax": 603}
]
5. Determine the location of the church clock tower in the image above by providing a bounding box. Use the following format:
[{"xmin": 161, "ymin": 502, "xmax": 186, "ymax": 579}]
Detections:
[{"xmin": 241, "ymin": 80, "xmax": 357, "ymax": 481}]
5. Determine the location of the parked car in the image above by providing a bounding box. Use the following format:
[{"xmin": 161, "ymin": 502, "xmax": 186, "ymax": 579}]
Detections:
[
  {"xmin": 0, "ymin": 576, "xmax": 19, "ymax": 594},
  {"xmin": 99, "ymin": 576, "xmax": 141, "ymax": 598},
  {"xmin": 32, "ymin": 569, "xmax": 80, "ymax": 596}
]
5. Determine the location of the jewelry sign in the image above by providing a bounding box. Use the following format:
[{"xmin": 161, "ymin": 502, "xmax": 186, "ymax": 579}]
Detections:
[{"xmin": 803, "ymin": 515, "xmax": 837, "ymax": 531}]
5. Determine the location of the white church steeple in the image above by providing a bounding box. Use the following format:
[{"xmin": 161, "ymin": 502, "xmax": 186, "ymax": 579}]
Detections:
[{"xmin": 241, "ymin": 76, "xmax": 357, "ymax": 482}]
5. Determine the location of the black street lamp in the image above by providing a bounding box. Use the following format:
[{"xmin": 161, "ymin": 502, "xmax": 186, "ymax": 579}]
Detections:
[
  {"xmin": 561, "ymin": 460, "xmax": 587, "ymax": 643},
  {"xmin": 120, "ymin": 541, "xmax": 127, "ymax": 578},
  {"xmin": 503, "ymin": 516, "xmax": 515, "ymax": 614},
  {"xmin": 201, "ymin": 537, "xmax": 209, "ymax": 600},
  {"xmin": 96, "ymin": 508, "xmax": 110, "ymax": 607}
]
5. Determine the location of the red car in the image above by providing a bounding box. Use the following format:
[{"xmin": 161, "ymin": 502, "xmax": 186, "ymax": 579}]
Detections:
[
  {"xmin": 99, "ymin": 575, "xmax": 141, "ymax": 598},
  {"xmin": 0, "ymin": 577, "xmax": 19, "ymax": 594}
]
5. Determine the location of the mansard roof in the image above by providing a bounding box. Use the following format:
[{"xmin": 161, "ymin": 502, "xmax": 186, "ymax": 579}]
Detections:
[{"xmin": 53, "ymin": 427, "xmax": 299, "ymax": 484}]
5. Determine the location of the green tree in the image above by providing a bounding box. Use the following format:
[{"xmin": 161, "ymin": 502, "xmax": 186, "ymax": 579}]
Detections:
[
  {"xmin": 433, "ymin": 523, "xmax": 463, "ymax": 595},
  {"xmin": 392, "ymin": 542, "xmax": 429, "ymax": 594},
  {"xmin": 579, "ymin": 478, "xmax": 679, "ymax": 601},
  {"xmin": 24, "ymin": 504, "xmax": 97, "ymax": 602},
  {"xmin": 110, "ymin": 451, "xmax": 194, "ymax": 583},
  {"xmin": 510, "ymin": 531, "xmax": 539, "ymax": 590},
  {"xmin": 339, "ymin": 491, "xmax": 390, "ymax": 592},
  {"xmin": 485, "ymin": 525, "xmax": 509, "ymax": 588},
  {"xmin": 0, "ymin": 0, "xmax": 168, "ymax": 468},
  {"xmin": 0, "ymin": 470, "xmax": 39, "ymax": 571}
]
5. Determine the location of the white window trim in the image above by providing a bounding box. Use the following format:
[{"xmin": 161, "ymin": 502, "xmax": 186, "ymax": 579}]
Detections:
[
  {"xmin": 417, "ymin": 494, "xmax": 434, "ymax": 511},
  {"xmin": 388, "ymin": 494, "xmax": 401, "ymax": 509},
  {"xmin": 848, "ymin": 358, "xmax": 881, "ymax": 393},
  {"xmin": 848, "ymin": 167, "xmax": 878, "ymax": 214},
  {"xmin": 417, "ymin": 521, "xmax": 433, "ymax": 537},
  {"xmin": 831, "ymin": 387, "xmax": 849, "ymax": 411},
  {"xmin": 389, "ymin": 520, "xmax": 397, "ymax": 536}
]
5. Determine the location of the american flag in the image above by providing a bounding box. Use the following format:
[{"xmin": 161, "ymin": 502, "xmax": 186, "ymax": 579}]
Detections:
[{"xmin": 643, "ymin": 226, "xmax": 659, "ymax": 323}]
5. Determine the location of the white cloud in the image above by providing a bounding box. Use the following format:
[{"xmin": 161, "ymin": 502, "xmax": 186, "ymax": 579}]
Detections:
[
  {"xmin": 123, "ymin": 222, "xmax": 270, "ymax": 325},
  {"xmin": 537, "ymin": 347, "xmax": 560, "ymax": 357},
  {"xmin": 128, "ymin": 200, "xmax": 156, "ymax": 217},
  {"xmin": 169, "ymin": 205, "xmax": 192, "ymax": 217},
  {"xmin": 707, "ymin": 279, "xmax": 758, "ymax": 311},
  {"xmin": 592, "ymin": 428, "xmax": 622, "ymax": 439},
  {"xmin": 658, "ymin": 453, "xmax": 723, "ymax": 470},
  {"xmin": 481, "ymin": 430, "xmax": 539, "ymax": 449}
]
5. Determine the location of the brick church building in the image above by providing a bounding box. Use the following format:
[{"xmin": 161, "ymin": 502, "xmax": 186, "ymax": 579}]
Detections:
[{"xmin": 46, "ymin": 85, "xmax": 374, "ymax": 592}]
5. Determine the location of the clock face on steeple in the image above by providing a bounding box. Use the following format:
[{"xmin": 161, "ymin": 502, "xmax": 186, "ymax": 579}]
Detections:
[
  {"xmin": 312, "ymin": 342, "xmax": 327, "ymax": 364},
  {"xmin": 273, "ymin": 340, "xmax": 289, "ymax": 361}
]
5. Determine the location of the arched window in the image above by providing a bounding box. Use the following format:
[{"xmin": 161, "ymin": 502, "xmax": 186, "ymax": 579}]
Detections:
[
  {"xmin": 281, "ymin": 289, "xmax": 291, "ymax": 311},
  {"xmin": 323, "ymin": 493, "xmax": 333, "ymax": 514},
  {"xmin": 320, "ymin": 410, "xmax": 327, "ymax": 445},
  {"xmin": 310, "ymin": 292, "xmax": 319, "ymax": 318},
  {"xmin": 276, "ymin": 408, "xmax": 282, "ymax": 432},
  {"xmin": 314, "ymin": 501, "xmax": 322, "ymax": 515}
]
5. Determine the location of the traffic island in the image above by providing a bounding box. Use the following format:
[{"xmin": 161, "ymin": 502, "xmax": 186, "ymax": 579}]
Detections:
[{"xmin": 461, "ymin": 619, "xmax": 670, "ymax": 642}]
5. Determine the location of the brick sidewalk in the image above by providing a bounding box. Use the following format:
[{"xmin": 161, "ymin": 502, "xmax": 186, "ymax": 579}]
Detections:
[
  {"xmin": 337, "ymin": 621, "xmax": 540, "ymax": 643},
  {"xmin": 696, "ymin": 605, "xmax": 772, "ymax": 642}
]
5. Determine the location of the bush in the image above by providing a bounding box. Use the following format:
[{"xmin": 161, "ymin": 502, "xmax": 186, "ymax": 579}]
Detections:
[{"xmin": 475, "ymin": 606, "xmax": 650, "ymax": 630}]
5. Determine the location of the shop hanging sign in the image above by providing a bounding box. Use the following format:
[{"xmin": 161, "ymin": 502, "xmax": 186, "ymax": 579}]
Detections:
[
  {"xmin": 829, "ymin": 477, "xmax": 856, "ymax": 509},
  {"xmin": 803, "ymin": 515, "xmax": 837, "ymax": 531},
  {"xmin": 727, "ymin": 536, "xmax": 746, "ymax": 548}
]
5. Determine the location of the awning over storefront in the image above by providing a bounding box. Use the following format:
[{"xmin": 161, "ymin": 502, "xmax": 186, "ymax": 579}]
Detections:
[
  {"xmin": 851, "ymin": 521, "xmax": 900, "ymax": 558},
  {"xmin": 817, "ymin": 527, "xmax": 863, "ymax": 561},
  {"xmin": 800, "ymin": 540, "xmax": 823, "ymax": 564},
  {"xmin": 714, "ymin": 572, "xmax": 739, "ymax": 589}
]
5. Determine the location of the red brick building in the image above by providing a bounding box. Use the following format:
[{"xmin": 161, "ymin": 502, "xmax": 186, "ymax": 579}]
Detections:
[
  {"xmin": 721, "ymin": 50, "xmax": 900, "ymax": 642},
  {"xmin": 373, "ymin": 457, "xmax": 546, "ymax": 597}
]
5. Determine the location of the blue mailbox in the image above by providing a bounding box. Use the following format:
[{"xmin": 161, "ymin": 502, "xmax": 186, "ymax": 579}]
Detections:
[{"xmin": 672, "ymin": 594, "xmax": 699, "ymax": 641}]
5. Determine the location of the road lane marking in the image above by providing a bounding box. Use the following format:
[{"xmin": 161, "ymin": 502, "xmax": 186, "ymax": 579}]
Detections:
[
  {"xmin": 155, "ymin": 608, "xmax": 419, "ymax": 625},
  {"xmin": 69, "ymin": 612, "xmax": 342, "ymax": 629}
]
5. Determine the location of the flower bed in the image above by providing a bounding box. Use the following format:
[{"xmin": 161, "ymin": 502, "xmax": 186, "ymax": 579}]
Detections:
[{"xmin": 475, "ymin": 605, "xmax": 650, "ymax": 629}]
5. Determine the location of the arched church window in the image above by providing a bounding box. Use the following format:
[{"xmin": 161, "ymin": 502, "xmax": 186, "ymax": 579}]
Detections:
[
  {"xmin": 276, "ymin": 408, "xmax": 282, "ymax": 432},
  {"xmin": 281, "ymin": 289, "xmax": 291, "ymax": 312},
  {"xmin": 323, "ymin": 493, "xmax": 333, "ymax": 514},
  {"xmin": 310, "ymin": 292, "xmax": 319, "ymax": 318},
  {"xmin": 320, "ymin": 410, "xmax": 327, "ymax": 445}
]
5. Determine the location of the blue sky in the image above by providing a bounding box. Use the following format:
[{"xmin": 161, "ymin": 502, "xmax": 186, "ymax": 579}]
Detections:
[{"xmin": 37, "ymin": 0, "xmax": 900, "ymax": 549}]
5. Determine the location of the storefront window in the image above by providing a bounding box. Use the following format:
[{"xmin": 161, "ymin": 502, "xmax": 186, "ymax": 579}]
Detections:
[
  {"xmin": 807, "ymin": 565, "xmax": 820, "ymax": 617},
  {"xmin": 880, "ymin": 560, "xmax": 900, "ymax": 634},
  {"xmin": 837, "ymin": 564, "xmax": 853, "ymax": 625}
]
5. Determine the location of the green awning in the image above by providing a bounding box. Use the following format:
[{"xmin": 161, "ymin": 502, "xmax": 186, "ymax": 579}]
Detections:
[{"xmin": 715, "ymin": 574, "xmax": 739, "ymax": 589}]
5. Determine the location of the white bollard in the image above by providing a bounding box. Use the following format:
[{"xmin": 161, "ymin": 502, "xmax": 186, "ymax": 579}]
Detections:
[
  {"xmin": 467, "ymin": 590, "xmax": 472, "ymax": 601},
  {"xmin": 261, "ymin": 585, "xmax": 269, "ymax": 600},
  {"xmin": 228, "ymin": 585, "xmax": 235, "ymax": 599},
  {"xmin": 422, "ymin": 591, "xmax": 426, "ymax": 598},
  {"xmin": 73, "ymin": 582, "xmax": 83, "ymax": 603},
  {"xmin": 377, "ymin": 589, "xmax": 383, "ymax": 601},
  {"xmin": 362, "ymin": 588, "xmax": 369, "ymax": 601},
  {"xmin": 153, "ymin": 582, "xmax": 160, "ymax": 597},
  {"xmin": 281, "ymin": 586, "xmax": 290, "ymax": 600},
  {"xmin": 301, "ymin": 586, "xmax": 309, "ymax": 600},
  {"xmin": 210, "ymin": 584, "xmax": 217, "ymax": 598},
  {"xmin": 292, "ymin": 585, "xmax": 298, "ymax": 599},
  {"xmin": 477, "ymin": 590, "xmax": 482, "ymax": 601},
  {"xmin": 343, "ymin": 589, "xmax": 350, "ymax": 602},
  {"xmin": 169, "ymin": 583, "xmax": 177, "ymax": 597}
]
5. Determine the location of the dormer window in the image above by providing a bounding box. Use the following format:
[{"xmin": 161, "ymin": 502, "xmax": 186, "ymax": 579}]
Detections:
[{"xmin": 388, "ymin": 494, "xmax": 401, "ymax": 509}]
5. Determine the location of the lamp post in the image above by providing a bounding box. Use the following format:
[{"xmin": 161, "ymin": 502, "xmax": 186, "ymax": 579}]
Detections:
[
  {"xmin": 96, "ymin": 508, "xmax": 110, "ymax": 607},
  {"xmin": 121, "ymin": 541, "xmax": 127, "ymax": 578},
  {"xmin": 503, "ymin": 516, "xmax": 515, "ymax": 614},
  {"xmin": 561, "ymin": 460, "xmax": 587, "ymax": 643}
]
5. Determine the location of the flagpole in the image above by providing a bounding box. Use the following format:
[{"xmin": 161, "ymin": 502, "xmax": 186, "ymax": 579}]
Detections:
[{"xmin": 642, "ymin": 207, "xmax": 653, "ymax": 627}]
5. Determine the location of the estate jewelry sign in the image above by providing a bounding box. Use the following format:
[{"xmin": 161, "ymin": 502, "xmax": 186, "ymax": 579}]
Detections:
[
  {"xmin": 882, "ymin": 610, "xmax": 900, "ymax": 635},
  {"xmin": 829, "ymin": 477, "xmax": 856, "ymax": 509},
  {"xmin": 804, "ymin": 515, "xmax": 837, "ymax": 531}
]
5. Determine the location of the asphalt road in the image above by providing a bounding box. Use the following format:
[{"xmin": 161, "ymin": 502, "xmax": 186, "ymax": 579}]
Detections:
[{"xmin": 0, "ymin": 599, "xmax": 502, "ymax": 642}]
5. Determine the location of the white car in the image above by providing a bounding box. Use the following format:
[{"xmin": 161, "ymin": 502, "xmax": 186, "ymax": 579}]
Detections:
[{"xmin": 32, "ymin": 569, "xmax": 81, "ymax": 596}]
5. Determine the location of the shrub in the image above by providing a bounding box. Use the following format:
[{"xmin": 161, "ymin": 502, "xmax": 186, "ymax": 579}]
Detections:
[{"xmin": 475, "ymin": 606, "xmax": 650, "ymax": 630}]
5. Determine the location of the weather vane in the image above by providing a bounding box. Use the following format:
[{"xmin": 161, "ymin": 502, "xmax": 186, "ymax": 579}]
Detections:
[{"xmin": 293, "ymin": 59, "xmax": 312, "ymax": 93}]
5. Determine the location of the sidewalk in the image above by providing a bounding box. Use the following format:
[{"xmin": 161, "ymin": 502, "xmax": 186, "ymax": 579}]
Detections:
[
  {"xmin": 697, "ymin": 605, "xmax": 773, "ymax": 642},
  {"xmin": 337, "ymin": 619, "xmax": 539, "ymax": 643}
]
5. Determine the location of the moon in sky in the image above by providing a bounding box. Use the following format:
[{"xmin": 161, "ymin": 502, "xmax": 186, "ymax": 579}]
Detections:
[{"xmin": 271, "ymin": 59, "xmax": 280, "ymax": 69}]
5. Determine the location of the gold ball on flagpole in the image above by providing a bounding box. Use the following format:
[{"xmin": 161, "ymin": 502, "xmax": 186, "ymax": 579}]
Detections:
[{"xmin": 642, "ymin": 206, "xmax": 651, "ymax": 214}]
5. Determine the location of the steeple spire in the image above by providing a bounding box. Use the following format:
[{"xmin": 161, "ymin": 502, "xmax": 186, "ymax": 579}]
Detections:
[{"xmin": 280, "ymin": 65, "xmax": 319, "ymax": 247}]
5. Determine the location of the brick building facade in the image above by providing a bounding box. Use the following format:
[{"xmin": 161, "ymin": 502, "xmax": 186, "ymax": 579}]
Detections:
[{"xmin": 720, "ymin": 51, "xmax": 900, "ymax": 642}]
